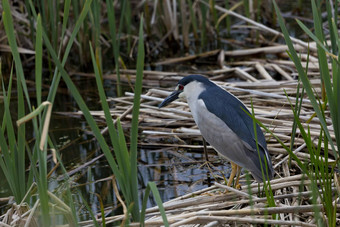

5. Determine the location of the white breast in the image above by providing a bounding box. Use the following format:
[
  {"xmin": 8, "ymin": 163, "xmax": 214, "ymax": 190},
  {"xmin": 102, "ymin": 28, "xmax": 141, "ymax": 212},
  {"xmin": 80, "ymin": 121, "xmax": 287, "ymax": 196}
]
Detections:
[
  {"xmin": 182, "ymin": 82, "xmax": 253, "ymax": 168},
  {"xmin": 180, "ymin": 81, "xmax": 206, "ymax": 120}
]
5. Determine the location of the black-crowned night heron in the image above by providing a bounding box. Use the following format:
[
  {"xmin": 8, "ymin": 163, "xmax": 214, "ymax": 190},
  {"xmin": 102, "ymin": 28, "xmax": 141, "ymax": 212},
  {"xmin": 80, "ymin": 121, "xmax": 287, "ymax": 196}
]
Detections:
[{"xmin": 159, "ymin": 75, "xmax": 274, "ymax": 185}]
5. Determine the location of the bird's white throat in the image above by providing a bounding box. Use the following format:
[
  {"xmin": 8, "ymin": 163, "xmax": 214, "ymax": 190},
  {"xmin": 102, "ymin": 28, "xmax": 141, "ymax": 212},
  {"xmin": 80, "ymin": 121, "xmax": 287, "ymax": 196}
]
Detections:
[
  {"xmin": 178, "ymin": 81, "xmax": 207, "ymax": 134},
  {"xmin": 179, "ymin": 81, "xmax": 206, "ymax": 105}
]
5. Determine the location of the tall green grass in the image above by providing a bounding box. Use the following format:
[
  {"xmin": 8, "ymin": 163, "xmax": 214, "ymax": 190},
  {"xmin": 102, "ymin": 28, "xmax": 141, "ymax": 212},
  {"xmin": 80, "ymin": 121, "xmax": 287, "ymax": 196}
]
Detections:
[
  {"xmin": 2, "ymin": 0, "xmax": 97, "ymax": 225},
  {"xmin": 2, "ymin": 1, "xmax": 56, "ymax": 224},
  {"xmin": 90, "ymin": 0, "xmax": 103, "ymax": 78},
  {"xmin": 106, "ymin": 0, "xmax": 130, "ymax": 97},
  {"xmin": 27, "ymin": 0, "xmax": 167, "ymax": 223},
  {"xmin": 200, "ymin": 1, "xmax": 208, "ymax": 48},
  {"xmin": 1, "ymin": 0, "xmax": 97, "ymax": 225},
  {"xmin": 243, "ymin": 101, "xmax": 277, "ymax": 223},
  {"xmin": 272, "ymin": 0, "xmax": 339, "ymax": 225},
  {"xmin": 2, "ymin": 0, "xmax": 35, "ymax": 206},
  {"xmin": 89, "ymin": 15, "xmax": 168, "ymax": 225}
]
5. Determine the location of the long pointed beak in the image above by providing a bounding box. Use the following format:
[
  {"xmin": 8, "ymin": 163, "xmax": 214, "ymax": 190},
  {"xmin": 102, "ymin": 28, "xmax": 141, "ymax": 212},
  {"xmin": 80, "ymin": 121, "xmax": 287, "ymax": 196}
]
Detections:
[{"xmin": 158, "ymin": 90, "xmax": 181, "ymax": 108}]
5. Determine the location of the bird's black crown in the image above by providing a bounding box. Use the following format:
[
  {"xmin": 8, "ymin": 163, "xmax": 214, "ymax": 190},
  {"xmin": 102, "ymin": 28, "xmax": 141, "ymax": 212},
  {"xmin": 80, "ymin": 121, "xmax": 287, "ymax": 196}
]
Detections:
[{"xmin": 178, "ymin": 75, "xmax": 214, "ymax": 87}]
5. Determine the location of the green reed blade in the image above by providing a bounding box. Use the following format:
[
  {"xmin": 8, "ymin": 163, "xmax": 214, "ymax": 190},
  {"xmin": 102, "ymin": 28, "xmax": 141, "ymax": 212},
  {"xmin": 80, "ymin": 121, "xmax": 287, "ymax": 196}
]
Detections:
[
  {"xmin": 29, "ymin": 0, "xmax": 93, "ymax": 104},
  {"xmin": 89, "ymin": 42, "xmax": 135, "ymax": 215},
  {"xmin": 188, "ymin": 0, "xmax": 198, "ymax": 39},
  {"xmin": 61, "ymin": 0, "xmax": 71, "ymax": 39},
  {"xmin": 106, "ymin": 0, "xmax": 123, "ymax": 96},
  {"xmin": 0, "ymin": 82, "xmax": 19, "ymax": 200},
  {"xmin": 2, "ymin": 0, "xmax": 32, "ymax": 111},
  {"xmin": 129, "ymin": 14, "xmax": 145, "ymax": 222},
  {"xmin": 16, "ymin": 67, "xmax": 26, "ymax": 202},
  {"xmin": 36, "ymin": 14, "xmax": 43, "ymax": 106},
  {"xmin": 141, "ymin": 182, "xmax": 169, "ymax": 227},
  {"xmin": 273, "ymin": 0, "xmax": 337, "ymax": 158},
  {"xmin": 311, "ymin": 0, "xmax": 339, "ymax": 158}
]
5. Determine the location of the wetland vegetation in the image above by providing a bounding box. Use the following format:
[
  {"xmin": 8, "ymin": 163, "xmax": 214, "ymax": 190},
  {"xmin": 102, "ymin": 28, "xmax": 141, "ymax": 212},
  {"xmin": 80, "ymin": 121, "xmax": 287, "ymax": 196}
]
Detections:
[{"xmin": 0, "ymin": 0, "xmax": 340, "ymax": 226}]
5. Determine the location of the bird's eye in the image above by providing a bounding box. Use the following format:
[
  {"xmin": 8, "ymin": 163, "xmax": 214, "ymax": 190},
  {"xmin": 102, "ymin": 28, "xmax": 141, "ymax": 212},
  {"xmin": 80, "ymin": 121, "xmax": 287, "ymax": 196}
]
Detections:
[{"xmin": 178, "ymin": 84, "xmax": 184, "ymax": 90}]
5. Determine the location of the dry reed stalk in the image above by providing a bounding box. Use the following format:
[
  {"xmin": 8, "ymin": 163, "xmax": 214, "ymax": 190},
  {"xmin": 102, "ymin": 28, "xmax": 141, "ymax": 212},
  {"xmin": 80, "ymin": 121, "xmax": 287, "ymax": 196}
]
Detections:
[
  {"xmin": 223, "ymin": 44, "xmax": 305, "ymax": 56},
  {"xmin": 155, "ymin": 49, "xmax": 220, "ymax": 65}
]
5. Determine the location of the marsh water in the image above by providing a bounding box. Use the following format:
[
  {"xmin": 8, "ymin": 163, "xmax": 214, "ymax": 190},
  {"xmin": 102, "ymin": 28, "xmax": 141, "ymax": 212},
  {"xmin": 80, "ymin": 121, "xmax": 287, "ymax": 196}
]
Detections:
[
  {"xmin": 0, "ymin": 72, "xmax": 231, "ymax": 217},
  {"xmin": 48, "ymin": 75, "xmax": 230, "ymax": 216}
]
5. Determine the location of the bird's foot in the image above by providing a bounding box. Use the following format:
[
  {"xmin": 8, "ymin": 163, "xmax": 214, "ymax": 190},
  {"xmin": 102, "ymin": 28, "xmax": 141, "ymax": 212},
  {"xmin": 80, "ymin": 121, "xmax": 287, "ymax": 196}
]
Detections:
[
  {"xmin": 235, "ymin": 183, "xmax": 242, "ymax": 190},
  {"xmin": 199, "ymin": 160, "xmax": 215, "ymax": 170}
]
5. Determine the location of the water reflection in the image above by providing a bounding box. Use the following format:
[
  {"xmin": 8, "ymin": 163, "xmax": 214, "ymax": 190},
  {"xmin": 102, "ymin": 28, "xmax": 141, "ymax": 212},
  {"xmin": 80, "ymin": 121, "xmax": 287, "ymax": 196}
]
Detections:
[{"xmin": 46, "ymin": 111, "xmax": 231, "ymax": 217}]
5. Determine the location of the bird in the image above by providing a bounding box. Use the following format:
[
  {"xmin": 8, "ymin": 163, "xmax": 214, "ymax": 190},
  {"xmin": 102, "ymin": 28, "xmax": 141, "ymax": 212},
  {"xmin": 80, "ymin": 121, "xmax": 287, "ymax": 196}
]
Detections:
[{"xmin": 159, "ymin": 75, "xmax": 274, "ymax": 186}]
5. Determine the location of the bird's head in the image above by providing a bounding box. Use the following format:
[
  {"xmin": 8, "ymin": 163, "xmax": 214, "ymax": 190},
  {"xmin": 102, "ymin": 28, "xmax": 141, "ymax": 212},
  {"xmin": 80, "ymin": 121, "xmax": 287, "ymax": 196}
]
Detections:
[{"xmin": 158, "ymin": 75, "xmax": 213, "ymax": 108}]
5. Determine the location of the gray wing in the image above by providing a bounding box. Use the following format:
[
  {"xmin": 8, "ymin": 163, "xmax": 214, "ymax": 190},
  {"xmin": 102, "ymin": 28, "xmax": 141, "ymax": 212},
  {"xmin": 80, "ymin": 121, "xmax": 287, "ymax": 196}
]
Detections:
[
  {"xmin": 199, "ymin": 86, "xmax": 266, "ymax": 153},
  {"xmin": 198, "ymin": 86, "xmax": 273, "ymax": 181}
]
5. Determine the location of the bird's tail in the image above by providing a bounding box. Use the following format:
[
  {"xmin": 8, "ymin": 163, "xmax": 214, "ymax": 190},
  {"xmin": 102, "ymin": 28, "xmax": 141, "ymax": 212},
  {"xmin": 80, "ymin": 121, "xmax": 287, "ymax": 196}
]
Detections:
[{"xmin": 251, "ymin": 147, "xmax": 274, "ymax": 183}]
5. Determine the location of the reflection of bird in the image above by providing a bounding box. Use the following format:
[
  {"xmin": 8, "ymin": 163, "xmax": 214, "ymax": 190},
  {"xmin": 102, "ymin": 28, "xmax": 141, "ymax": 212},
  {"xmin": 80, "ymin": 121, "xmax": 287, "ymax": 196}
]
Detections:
[{"xmin": 159, "ymin": 75, "xmax": 274, "ymax": 186}]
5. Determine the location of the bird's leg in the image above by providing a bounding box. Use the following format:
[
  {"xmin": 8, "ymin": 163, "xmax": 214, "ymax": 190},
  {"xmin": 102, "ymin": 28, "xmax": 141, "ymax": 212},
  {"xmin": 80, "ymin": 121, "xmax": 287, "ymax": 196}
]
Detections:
[
  {"xmin": 200, "ymin": 137, "xmax": 215, "ymax": 170},
  {"xmin": 200, "ymin": 138, "xmax": 220, "ymax": 183},
  {"xmin": 227, "ymin": 162, "xmax": 238, "ymax": 187},
  {"xmin": 202, "ymin": 137, "xmax": 212, "ymax": 186},
  {"xmin": 200, "ymin": 137, "xmax": 210, "ymax": 168},
  {"xmin": 203, "ymin": 137, "xmax": 209, "ymax": 162},
  {"xmin": 235, "ymin": 165, "xmax": 242, "ymax": 189}
]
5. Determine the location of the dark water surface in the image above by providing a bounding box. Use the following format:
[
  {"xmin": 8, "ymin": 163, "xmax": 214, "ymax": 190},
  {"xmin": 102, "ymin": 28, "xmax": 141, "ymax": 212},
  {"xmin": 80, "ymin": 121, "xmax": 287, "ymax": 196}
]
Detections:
[
  {"xmin": 0, "ymin": 75, "xmax": 229, "ymax": 218},
  {"xmin": 49, "ymin": 77, "xmax": 229, "ymax": 216}
]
